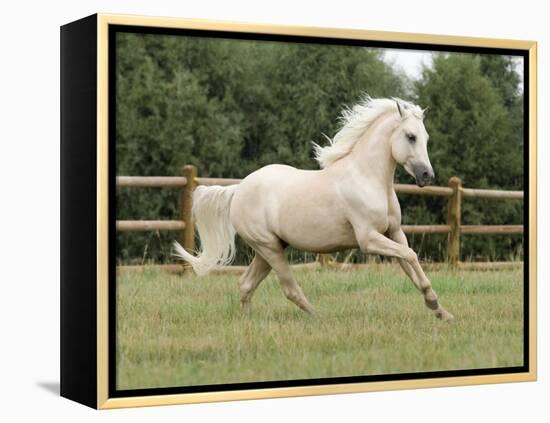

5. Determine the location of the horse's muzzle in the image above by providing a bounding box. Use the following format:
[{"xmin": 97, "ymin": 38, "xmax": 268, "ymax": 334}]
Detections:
[{"xmin": 414, "ymin": 164, "xmax": 435, "ymax": 187}]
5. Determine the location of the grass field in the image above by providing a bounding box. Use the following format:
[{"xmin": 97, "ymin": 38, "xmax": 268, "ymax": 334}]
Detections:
[{"xmin": 116, "ymin": 266, "xmax": 524, "ymax": 390}]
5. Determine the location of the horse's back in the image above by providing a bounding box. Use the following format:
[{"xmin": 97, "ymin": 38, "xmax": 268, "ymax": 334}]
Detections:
[
  {"xmin": 242, "ymin": 163, "xmax": 303, "ymax": 183},
  {"xmin": 234, "ymin": 164, "xmax": 310, "ymax": 197},
  {"xmin": 231, "ymin": 164, "xmax": 302, "ymax": 222}
]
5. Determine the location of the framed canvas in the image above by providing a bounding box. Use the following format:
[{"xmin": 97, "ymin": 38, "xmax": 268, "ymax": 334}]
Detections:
[{"xmin": 60, "ymin": 13, "xmax": 537, "ymax": 409}]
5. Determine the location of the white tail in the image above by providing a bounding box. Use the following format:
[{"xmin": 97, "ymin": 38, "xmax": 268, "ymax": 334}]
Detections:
[{"xmin": 173, "ymin": 184, "xmax": 238, "ymax": 275}]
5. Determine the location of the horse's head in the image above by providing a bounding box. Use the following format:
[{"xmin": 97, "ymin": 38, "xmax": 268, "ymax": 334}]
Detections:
[{"xmin": 390, "ymin": 99, "xmax": 434, "ymax": 187}]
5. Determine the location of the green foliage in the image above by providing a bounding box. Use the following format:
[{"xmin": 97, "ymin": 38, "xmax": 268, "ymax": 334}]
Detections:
[
  {"xmin": 115, "ymin": 33, "xmax": 405, "ymax": 263},
  {"xmin": 115, "ymin": 33, "xmax": 524, "ymax": 264},
  {"xmin": 116, "ymin": 34, "xmax": 247, "ymax": 263},
  {"xmin": 411, "ymin": 53, "xmax": 523, "ymax": 261}
]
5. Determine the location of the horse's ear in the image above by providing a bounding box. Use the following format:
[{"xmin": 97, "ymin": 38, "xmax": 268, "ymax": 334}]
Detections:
[
  {"xmin": 395, "ymin": 100, "xmax": 403, "ymax": 118},
  {"xmin": 422, "ymin": 106, "xmax": 429, "ymax": 116}
]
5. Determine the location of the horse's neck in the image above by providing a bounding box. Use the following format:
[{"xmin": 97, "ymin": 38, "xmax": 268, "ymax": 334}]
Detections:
[{"xmin": 346, "ymin": 116, "xmax": 397, "ymax": 190}]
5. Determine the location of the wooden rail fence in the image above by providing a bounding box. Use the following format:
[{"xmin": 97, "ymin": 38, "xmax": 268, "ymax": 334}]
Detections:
[{"xmin": 116, "ymin": 165, "xmax": 524, "ymax": 270}]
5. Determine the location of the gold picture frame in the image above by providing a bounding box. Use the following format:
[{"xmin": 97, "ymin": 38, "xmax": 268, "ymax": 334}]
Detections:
[{"xmin": 60, "ymin": 13, "xmax": 537, "ymax": 409}]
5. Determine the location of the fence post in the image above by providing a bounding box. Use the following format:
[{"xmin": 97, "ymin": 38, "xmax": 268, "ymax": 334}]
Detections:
[
  {"xmin": 447, "ymin": 176, "xmax": 462, "ymax": 267},
  {"xmin": 180, "ymin": 165, "xmax": 198, "ymax": 258},
  {"xmin": 319, "ymin": 254, "xmax": 331, "ymax": 269}
]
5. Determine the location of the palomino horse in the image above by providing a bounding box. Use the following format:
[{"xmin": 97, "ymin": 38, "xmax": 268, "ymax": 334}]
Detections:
[{"xmin": 174, "ymin": 97, "xmax": 453, "ymax": 321}]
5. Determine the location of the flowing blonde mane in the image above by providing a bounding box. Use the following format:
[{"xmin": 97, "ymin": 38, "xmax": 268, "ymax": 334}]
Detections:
[{"xmin": 312, "ymin": 96, "xmax": 425, "ymax": 168}]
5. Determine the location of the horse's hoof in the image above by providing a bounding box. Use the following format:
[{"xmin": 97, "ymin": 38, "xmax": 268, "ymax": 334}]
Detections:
[
  {"xmin": 240, "ymin": 301, "xmax": 252, "ymax": 313},
  {"xmin": 436, "ymin": 308, "xmax": 454, "ymax": 322},
  {"xmin": 304, "ymin": 307, "xmax": 319, "ymax": 318}
]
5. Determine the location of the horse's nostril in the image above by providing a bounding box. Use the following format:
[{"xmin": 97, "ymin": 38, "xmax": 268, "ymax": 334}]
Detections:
[{"xmin": 422, "ymin": 171, "xmax": 429, "ymax": 179}]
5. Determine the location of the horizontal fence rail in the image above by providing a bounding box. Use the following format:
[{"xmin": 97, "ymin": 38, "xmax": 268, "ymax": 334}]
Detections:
[
  {"xmin": 116, "ymin": 166, "xmax": 524, "ymax": 271},
  {"xmin": 401, "ymin": 225, "xmax": 451, "ymax": 234},
  {"xmin": 461, "ymin": 187, "xmax": 523, "ymax": 200},
  {"xmin": 395, "ymin": 184, "xmax": 453, "ymax": 197},
  {"xmin": 116, "ymin": 220, "xmax": 186, "ymax": 232},
  {"xmin": 116, "ymin": 176, "xmax": 187, "ymax": 188},
  {"xmin": 460, "ymin": 225, "xmax": 523, "ymax": 235}
]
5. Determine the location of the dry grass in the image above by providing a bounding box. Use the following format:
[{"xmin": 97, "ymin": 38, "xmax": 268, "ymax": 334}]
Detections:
[{"xmin": 116, "ymin": 266, "xmax": 524, "ymax": 390}]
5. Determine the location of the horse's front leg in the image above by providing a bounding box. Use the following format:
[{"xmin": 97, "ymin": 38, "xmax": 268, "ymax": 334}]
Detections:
[{"xmin": 360, "ymin": 230, "xmax": 453, "ymax": 321}]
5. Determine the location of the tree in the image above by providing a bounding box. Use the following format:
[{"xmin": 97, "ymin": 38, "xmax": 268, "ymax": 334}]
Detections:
[
  {"xmin": 479, "ymin": 54, "xmax": 524, "ymax": 149},
  {"xmin": 114, "ymin": 34, "xmax": 406, "ymax": 264},
  {"xmin": 115, "ymin": 33, "xmax": 246, "ymax": 263},
  {"xmin": 410, "ymin": 53, "xmax": 523, "ymax": 261}
]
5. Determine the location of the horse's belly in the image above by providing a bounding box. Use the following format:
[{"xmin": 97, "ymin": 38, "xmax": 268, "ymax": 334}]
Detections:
[
  {"xmin": 277, "ymin": 205, "xmax": 358, "ymax": 253},
  {"xmin": 282, "ymin": 224, "xmax": 358, "ymax": 253}
]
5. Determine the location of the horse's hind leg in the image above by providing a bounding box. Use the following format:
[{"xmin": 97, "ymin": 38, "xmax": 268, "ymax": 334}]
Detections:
[
  {"xmin": 252, "ymin": 242, "xmax": 316, "ymax": 315},
  {"xmin": 239, "ymin": 253, "xmax": 271, "ymax": 307}
]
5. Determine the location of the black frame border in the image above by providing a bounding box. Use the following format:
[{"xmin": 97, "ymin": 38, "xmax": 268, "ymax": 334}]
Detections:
[{"xmin": 60, "ymin": 14, "xmax": 99, "ymax": 409}]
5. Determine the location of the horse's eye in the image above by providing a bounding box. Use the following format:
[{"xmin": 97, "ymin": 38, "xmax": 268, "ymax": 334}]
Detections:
[{"xmin": 406, "ymin": 133, "xmax": 416, "ymax": 143}]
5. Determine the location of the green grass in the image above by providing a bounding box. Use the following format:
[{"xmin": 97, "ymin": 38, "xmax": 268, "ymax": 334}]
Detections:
[{"xmin": 116, "ymin": 266, "xmax": 524, "ymax": 390}]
